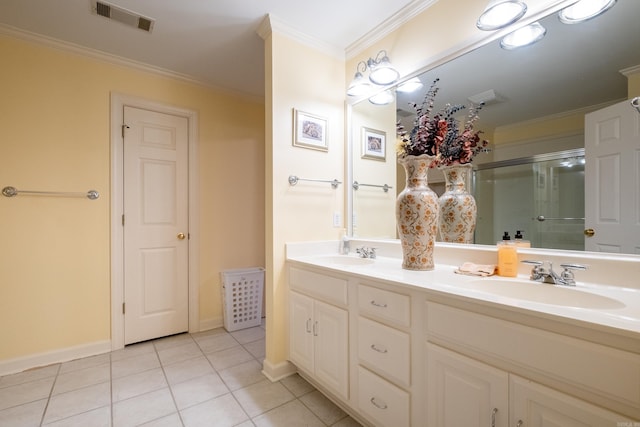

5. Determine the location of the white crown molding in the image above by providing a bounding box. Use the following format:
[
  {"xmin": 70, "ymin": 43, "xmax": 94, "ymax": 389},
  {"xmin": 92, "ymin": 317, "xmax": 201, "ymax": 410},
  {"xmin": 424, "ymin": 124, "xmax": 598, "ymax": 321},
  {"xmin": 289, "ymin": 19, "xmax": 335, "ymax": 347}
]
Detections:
[
  {"xmin": 345, "ymin": 0, "xmax": 439, "ymax": 59},
  {"xmin": 0, "ymin": 23, "xmax": 265, "ymax": 104},
  {"xmin": 256, "ymin": 14, "xmax": 344, "ymax": 60},
  {"xmin": 621, "ymin": 64, "xmax": 640, "ymax": 77},
  {"xmin": 495, "ymin": 99, "xmax": 625, "ymax": 131}
]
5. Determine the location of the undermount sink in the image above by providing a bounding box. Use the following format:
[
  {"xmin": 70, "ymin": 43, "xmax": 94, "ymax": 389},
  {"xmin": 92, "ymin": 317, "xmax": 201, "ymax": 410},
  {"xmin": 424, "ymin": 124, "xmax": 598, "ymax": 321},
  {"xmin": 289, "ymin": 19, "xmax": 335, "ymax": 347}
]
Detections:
[
  {"xmin": 461, "ymin": 279, "xmax": 625, "ymax": 310},
  {"xmin": 313, "ymin": 255, "xmax": 375, "ymax": 266}
]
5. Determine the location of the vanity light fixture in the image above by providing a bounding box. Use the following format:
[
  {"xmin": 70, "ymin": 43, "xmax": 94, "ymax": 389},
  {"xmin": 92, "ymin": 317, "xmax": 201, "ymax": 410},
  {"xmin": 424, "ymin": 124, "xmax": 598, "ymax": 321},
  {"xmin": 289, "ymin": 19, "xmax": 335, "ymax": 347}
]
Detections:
[
  {"xmin": 500, "ymin": 22, "xmax": 546, "ymax": 50},
  {"xmin": 476, "ymin": 0, "xmax": 528, "ymax": 31},
  {"xmin": 347, "ymin": 50, "xmax": 400, "ymax": 97},
  {"xmin": 396, "ymin": 77, "xmax": 424, "ymax": 93},
  {"xmin": 558, "ymin": 0, "xmax": 616, "ymax": 24}
]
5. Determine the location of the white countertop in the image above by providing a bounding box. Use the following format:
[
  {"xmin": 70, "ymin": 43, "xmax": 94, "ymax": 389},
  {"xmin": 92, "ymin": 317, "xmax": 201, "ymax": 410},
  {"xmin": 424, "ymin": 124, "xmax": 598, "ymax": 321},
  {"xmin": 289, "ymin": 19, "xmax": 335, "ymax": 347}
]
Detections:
[{"xmin": 286, "ymin": 241, "xmax": 640, "ymax": 346}]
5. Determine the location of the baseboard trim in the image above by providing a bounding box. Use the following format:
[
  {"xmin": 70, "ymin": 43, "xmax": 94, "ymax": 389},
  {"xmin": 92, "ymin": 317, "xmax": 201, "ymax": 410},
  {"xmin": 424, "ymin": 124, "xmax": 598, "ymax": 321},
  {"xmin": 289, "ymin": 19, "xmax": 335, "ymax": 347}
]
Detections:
[
  {"xmin": 0, "ymin": 340, "xmax": 112, "ymax": 377},
  {"xmin": 262, "ymin": 358, "xmax": 297, "ymax": 382},
  {"xmin": 199, "ymin": 316, "xmax": 223, "ymax": 332}
]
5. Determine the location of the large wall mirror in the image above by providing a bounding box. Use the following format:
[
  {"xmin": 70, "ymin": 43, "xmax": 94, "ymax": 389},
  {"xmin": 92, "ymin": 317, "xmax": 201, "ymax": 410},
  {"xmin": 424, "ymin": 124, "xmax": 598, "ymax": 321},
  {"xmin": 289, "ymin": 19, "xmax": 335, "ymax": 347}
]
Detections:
[{"xmin": 349, "ymin": 0, "xmax": 640, "ymax": 254}]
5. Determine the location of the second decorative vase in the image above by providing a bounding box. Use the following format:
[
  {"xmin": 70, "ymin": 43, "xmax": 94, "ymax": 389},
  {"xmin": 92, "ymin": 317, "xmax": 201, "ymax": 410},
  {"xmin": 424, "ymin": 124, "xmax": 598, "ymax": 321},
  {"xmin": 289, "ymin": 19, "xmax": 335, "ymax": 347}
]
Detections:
[
  {"xmin": 396, "ymin": 154, "xmax": 439, "ymax": 270},
  {"xmin": 438, "ymin": 163, "xmax": 477, "ymax": 243}
]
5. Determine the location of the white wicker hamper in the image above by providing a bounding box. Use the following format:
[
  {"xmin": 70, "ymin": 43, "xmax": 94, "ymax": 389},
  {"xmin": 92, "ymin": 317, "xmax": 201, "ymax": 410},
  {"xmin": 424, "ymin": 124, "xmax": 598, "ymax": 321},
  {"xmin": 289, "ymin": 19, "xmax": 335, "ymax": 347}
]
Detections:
[{"xmin": 220, "ymin": 267, "xmax": 265, "ymax": 332}]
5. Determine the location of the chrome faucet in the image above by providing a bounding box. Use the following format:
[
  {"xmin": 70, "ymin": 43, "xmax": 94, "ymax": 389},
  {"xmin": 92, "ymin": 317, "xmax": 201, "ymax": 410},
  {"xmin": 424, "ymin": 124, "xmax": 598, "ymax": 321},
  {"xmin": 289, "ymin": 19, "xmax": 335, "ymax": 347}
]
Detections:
[
  {"xmin": 356, "ymin": 246, "xmax": 377, "ymax": 259},
  {"xmin": 522, "ymin": 260, "xmax": 587, "ymax": 286}
]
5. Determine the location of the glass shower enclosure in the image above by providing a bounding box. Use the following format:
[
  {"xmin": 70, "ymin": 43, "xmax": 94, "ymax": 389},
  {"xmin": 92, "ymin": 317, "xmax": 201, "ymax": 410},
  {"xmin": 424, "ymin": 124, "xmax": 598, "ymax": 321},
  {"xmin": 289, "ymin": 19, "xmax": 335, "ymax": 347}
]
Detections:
[{"xmin": 473, "ymin": 149, "xmax": 585, "ymax": 251}]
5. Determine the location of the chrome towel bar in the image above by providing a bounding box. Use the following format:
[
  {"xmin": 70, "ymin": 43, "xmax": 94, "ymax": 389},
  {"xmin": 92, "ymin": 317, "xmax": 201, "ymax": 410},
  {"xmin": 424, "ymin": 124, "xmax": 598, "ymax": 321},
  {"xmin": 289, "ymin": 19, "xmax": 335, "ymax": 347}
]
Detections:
[
  {"xmin": 535, "ymin": 215, "xmax": 584, "ymax": 222},
  {"xmin": 352, "ymin": 181, "xmax": 393, "ymax": 193},
  {"xmin": 2, "ymin": 186, "xmax": 100, "ymax": 200},
  {"xmin": 288, "ymin": 175, "xmax": 341, "ymax": 189}
]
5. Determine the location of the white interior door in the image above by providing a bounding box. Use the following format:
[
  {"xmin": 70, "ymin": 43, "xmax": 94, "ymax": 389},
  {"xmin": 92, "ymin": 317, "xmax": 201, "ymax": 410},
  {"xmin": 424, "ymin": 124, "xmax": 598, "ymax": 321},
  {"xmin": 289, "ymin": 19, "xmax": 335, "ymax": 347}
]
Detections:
[
  {"xmin": 585, "ymin": 99, "xmax": 640, "ymax": 254},
  {"xmin": 123, "ymin": 106, "xmax": 189, "ymax": 345}
]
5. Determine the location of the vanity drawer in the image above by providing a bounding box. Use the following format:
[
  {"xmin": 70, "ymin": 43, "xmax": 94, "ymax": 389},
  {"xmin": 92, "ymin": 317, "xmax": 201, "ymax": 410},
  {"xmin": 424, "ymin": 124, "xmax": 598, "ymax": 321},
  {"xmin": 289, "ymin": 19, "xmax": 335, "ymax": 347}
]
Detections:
[
  {"xmin": 357, "ymin": 366, "xmax": 409, "ymax": 427},
  {"xmin": 289, "ymin": 267, "xmax": 347, "ymax": 306},
  {"xmin": 358, "ymin": 284, "xmax": 410, "ymax": 327},
  {"xmin": 358, "ymin": 316, "xmax": 410, "ymax": 387}
]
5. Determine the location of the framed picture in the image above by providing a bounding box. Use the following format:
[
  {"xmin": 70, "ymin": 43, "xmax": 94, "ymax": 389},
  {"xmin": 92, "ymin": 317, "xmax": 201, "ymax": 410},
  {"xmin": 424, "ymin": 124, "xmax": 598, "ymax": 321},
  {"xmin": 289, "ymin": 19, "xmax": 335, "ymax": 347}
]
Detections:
[
  {"xmin": 362, "ymin": 127, "xmax": 386, "ymax": 161},
  {"xmin": 293, "ymin": 109, "xmax": 328, "ymax": 151}
]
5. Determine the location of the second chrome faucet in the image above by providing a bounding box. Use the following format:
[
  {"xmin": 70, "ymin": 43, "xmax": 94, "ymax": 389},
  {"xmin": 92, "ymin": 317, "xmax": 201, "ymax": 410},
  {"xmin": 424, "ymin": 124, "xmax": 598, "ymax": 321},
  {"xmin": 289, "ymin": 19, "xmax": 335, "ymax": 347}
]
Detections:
[{"xmin": 522, "ymin": 260, "xmax": 587, "ymax": 286}]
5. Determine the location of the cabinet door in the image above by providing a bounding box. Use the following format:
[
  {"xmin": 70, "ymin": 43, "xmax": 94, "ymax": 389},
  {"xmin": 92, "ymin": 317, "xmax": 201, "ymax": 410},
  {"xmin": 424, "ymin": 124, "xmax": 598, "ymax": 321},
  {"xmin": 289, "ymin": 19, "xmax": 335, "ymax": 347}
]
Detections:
[
  {"xmin": 510, "ymin": 376, "xmax": 625, "ymax": 427},
  {"xmin": 289, "ymin": 292, "xmax": 314, "ymax": 373},
  {"xmin": 427, "ymin": 344, "xmax": 509, "ymax": 427},
  {"xmin": 314, "ymin": 300, "xmax": 349, "ymax": 399}
]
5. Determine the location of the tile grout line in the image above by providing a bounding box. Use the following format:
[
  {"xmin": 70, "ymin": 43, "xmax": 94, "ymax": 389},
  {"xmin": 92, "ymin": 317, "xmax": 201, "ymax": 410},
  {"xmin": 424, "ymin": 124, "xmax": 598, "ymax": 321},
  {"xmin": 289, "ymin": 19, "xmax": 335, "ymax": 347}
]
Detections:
[
  {"xmin": 38, "ymin": 363, "xmax": 61, "ymax": 427},
  {"xmin": 154, "ymin": 338, "xmax": 186, "ymax": 427}
]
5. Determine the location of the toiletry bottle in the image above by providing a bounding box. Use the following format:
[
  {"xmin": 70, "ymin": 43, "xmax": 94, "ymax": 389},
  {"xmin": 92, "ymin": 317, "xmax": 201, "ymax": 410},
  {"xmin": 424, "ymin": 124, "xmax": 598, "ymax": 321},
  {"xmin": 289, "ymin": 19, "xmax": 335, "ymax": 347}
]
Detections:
[
  {"xmin": 514, "ymin": 230, "xmax": 531, "ymax": 248},
  {"xmin": 497, "ymin": 232, "xmax": 518, "ymax": 277}
]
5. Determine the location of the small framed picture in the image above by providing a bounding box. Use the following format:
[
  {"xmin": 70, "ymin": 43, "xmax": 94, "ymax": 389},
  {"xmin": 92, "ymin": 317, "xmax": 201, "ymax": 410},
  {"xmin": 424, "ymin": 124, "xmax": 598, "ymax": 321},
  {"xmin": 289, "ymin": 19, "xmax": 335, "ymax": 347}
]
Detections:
[
  {"xmin": 362, "ymin": 127, "xmax": 386, "ymax": 161},
  {"xmin": 293, "ymin": 109, "xmax": 328, "ymax": 151}
]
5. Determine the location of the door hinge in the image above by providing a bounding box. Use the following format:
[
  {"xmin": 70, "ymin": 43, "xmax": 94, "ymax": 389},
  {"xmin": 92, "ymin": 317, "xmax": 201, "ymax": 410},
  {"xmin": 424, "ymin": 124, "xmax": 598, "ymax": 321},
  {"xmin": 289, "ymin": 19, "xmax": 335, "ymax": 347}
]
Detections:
[
  {"xmin": 122, "ymin": 302, "xmax": 125, "ymax": 314},
  {"xmin": 121, "ymin": 124, "xmax": 130, "ymax": 138},
  {"xmin": 122, "ymin": 214, "xmax": 125, "ymax": 226}
]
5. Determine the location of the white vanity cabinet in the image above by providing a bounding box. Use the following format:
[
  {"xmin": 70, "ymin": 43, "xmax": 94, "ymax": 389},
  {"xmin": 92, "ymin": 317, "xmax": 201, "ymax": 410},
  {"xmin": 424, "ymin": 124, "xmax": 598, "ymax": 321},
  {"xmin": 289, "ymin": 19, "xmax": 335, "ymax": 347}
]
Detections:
[
  {"xmin": 356, "ymin": 283, "xmax": 412, "ymax": 427},
  {"xmin": 286, "ymin": 253, "xmax": 640, "ymax": 426},
  {"xmin": 289, "ymin": 267, "xmax": 349, "ymax": 399}
]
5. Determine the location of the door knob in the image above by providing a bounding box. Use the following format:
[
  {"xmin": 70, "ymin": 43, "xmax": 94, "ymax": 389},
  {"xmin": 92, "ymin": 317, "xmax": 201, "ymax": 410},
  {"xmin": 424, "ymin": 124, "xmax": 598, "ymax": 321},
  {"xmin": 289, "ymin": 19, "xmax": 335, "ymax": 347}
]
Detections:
[
  {"xmin": 177, "ymin": 232, "xmax": 186, "ymax": 240},
  {"xmin": 584, "ymin": 228, "xmax": 595, "ymax": 237}
]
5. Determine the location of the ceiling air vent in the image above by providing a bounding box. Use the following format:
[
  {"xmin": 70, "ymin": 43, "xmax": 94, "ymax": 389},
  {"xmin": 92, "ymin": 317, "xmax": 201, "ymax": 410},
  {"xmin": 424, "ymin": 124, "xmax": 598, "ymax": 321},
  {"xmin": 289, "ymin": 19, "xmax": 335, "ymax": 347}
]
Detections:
[{"xmin": 91, "ymin": 1, "xmax": 155, "ymax": 33}]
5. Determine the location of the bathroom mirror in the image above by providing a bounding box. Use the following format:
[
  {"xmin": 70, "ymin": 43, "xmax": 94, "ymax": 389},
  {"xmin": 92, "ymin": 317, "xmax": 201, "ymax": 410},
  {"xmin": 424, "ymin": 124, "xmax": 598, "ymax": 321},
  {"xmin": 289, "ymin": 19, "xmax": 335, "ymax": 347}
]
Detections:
[{"xmin": 349, "ymin": 0, "xmax": 640, "ymax": 252}]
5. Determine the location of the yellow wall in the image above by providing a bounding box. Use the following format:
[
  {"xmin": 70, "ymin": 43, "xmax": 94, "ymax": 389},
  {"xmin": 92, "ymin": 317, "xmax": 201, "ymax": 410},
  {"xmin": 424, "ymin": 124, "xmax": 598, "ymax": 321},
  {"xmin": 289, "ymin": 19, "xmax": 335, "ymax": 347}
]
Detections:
[
  {"xmin": 0, "ymin": 35, "xmax": 265, "ymax": 362},
  {"xmin": 628, "ymin": 69, "xmax": 640, "ymax": 98},
  {"xmin": 351, "ymin": 101, "xmax": 397, "ymax": 238},
  {"xmin": 264, "ymin": 30, "xmax": 346, "ymax": 369}
]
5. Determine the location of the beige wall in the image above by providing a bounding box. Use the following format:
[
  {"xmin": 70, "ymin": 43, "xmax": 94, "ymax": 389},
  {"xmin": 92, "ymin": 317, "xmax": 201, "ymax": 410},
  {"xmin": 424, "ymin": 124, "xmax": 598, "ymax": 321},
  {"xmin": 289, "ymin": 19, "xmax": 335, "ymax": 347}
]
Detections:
[
  {"xmin": 264, "ymin": 30, "xmax": 346, "ymax": 370},
  {"xmin": 351, "ymin": 101, "xmax": 397, "ymax": 238},
  {"xmin": 628, "ymin": 69, "xmax": 640, "ymax": 99},
  {"xmin": 0, "ymin": 35, "xmax": 264, "ymax": 363}
]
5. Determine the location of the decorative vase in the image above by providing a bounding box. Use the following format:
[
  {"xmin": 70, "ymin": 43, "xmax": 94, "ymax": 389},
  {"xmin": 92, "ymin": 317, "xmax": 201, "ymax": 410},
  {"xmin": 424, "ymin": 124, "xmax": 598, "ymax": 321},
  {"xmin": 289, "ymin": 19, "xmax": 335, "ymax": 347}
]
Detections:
[
  {"xmin": 438, "ymin": 163, "xmax": 477, "ymax": 243},
  {"xmin": 396, "ymin": 154, "xmax": 439, "ymax": 270}
]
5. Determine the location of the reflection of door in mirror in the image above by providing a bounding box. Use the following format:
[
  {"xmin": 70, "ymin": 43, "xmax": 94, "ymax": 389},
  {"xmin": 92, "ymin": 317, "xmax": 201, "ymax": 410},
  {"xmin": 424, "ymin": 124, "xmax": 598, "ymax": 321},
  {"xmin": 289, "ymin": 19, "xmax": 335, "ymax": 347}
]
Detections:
[
  {"xmin": 351, "ymin": 101, "xmax": 397, "ymax": 238},
  {"xmin": 585, "ymin": 99, "xmax": 640, "ymax": 253}
]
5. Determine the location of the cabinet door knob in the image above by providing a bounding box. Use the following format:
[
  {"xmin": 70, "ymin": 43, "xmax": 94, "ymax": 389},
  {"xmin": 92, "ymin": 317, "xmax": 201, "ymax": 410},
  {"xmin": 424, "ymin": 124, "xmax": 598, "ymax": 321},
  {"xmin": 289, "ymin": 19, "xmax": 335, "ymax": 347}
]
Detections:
[
  {"xmin": 177, "ymin": 232, "xmax": 186, "ymax": 240},
  {"xmin": 584, "ymin": 228, "xmax": 595, "ymax": 237},
  {"xmin": 491, "ymin": 408, "xmax": 498, "ymax": 427},
  {"xmin": 516, "ymin": 420, "xmax": 523, "ymax": 427}
]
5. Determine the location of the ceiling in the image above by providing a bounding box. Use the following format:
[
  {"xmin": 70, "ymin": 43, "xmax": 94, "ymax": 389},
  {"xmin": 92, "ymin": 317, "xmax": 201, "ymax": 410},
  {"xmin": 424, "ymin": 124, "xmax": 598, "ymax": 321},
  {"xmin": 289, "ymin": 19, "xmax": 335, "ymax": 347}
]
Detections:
[{"xmin": 0, "ymin": 0, "xmax": 418, "ymax": 99}]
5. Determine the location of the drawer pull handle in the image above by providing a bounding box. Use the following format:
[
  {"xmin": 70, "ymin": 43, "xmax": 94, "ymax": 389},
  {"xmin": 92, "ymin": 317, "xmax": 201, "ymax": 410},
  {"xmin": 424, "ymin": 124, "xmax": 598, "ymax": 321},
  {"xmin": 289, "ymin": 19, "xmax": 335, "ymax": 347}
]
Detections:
[
  {"xmin": 370, "ymin": 397, "xmax": 388, "ymax": 410},
  {"xmin": 491, "ymin": 408, "xmax": 498, "ymax": 427},
  {"xmin": 313, "ymin": 321, "xmax": 318, "ymax": 337},
  {"xmin": 370, "ymin": 344, "xmax": 388, "ymax": 354},
  {"xmin": 370, "ymin": 300, "xmax": 388, "ymax": 308},
  {"xmin": 306, "ymin": 318, "xmax": 311, "ymax": 333}
]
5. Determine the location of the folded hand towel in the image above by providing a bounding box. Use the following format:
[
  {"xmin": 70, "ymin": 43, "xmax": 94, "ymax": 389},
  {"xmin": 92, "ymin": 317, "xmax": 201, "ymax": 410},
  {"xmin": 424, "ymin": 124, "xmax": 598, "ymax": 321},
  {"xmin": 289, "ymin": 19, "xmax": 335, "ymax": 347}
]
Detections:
[{"xmin": 454, "ymin": 262, "xmax": 496, "ymax": 277}]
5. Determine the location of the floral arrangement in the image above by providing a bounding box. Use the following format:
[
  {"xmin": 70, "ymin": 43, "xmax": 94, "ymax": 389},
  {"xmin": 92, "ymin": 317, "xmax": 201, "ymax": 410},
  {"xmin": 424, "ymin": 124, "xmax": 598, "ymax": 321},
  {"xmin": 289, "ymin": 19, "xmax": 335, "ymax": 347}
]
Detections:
[{"xmin": 396, "ymin": 78, "xmax": 489, "ymax": 166}]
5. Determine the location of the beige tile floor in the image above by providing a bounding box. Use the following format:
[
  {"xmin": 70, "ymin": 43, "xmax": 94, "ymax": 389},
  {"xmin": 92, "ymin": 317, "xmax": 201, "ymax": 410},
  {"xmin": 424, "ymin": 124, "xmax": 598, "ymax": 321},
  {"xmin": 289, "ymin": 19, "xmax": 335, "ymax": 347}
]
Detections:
[{"xmin": 0, "ymin": 322, "xmax": 363, "ymax": 427}]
